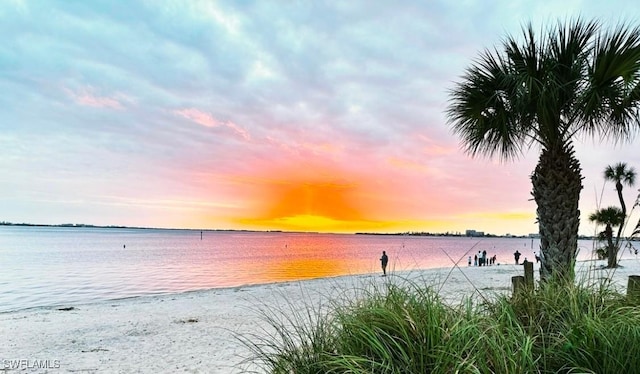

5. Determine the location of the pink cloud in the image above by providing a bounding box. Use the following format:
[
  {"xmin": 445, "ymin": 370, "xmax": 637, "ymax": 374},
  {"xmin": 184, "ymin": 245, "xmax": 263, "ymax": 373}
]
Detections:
[
  {"xmin": 265, "ymin": 135, "xmax": 340, "ymax": 157},
  {"xmin": 174, "ymin": 108, "xmax": 250, "ymax": 140},
  {"xmin": 66, "ymin": 87, "xmax": 124, "ymax": 109}
]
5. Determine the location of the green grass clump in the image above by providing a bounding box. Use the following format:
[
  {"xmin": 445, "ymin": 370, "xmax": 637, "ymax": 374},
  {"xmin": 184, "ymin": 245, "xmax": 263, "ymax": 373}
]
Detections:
[
  {"xmin": 242, "ymin": 278, "xmax": 640, "ymax": 373},
  {"xmin": 505, "ymin": 279, "xmax": 640, "ymax": 373},
  {"xmin": 332, "ymin": 283, "xmax": 448, "ymax": 372}
]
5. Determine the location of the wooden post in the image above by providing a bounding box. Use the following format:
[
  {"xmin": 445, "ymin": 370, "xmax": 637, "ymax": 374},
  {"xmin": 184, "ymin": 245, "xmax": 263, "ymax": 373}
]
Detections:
[
  {"xmin": 627, "ymin": 275, "xmax": 640, "ymax": 300},
  {"xmin": 524, "ymin": 261, "xmax": 534, "ymax": 288},
  {"xmin": 512, "ymin": 276, "xmax": 525, "ymax": 295}
]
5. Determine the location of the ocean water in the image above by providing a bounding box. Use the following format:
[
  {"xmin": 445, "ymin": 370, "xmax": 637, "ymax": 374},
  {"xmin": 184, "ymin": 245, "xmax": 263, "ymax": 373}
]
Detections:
[{"xmin": 0, "ymin": 226, "xmax": 613, "ymax": 313}]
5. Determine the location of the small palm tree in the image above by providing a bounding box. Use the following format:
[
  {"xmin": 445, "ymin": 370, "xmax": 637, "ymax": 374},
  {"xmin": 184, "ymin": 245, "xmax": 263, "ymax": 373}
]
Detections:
[
  {"xmin": 589, "ymin": 207, "xmax": 625, "ymax": 267},
  {"xmin": 447, "ymin": 19, "xmax": 640, "ymax": 282},
  {"xmin": 604, "ymin": 162, "xmax": 636, "ymax": 245}
]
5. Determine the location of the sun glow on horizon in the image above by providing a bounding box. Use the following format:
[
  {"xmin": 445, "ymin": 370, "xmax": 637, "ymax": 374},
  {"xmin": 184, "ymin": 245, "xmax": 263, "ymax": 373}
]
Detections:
[
  {"xmin": 211, "ymin": 159, "xmax": 542, "ymax": 235},
  {"xmin": 236, "ymin": 214, "xmax": 391, "ymax": 233}
]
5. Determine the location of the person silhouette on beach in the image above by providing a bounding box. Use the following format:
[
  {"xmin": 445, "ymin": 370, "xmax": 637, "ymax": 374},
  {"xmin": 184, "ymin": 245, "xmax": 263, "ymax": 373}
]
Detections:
[
  {"xmin": 380, "ymin": 251, "xmax": 389, "ymax": 276},
  {"xmin": 514, "ymin": 250, "xmax": 521, "ymax": 265}
]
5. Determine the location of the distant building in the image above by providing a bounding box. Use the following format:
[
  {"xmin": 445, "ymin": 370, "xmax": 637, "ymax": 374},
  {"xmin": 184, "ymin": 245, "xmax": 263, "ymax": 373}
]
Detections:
[
  {"xmin": 528, "ymin": 233, "xmax": 540, "ymax": 238},
  {"xmin": 465, "ymin": 230, "xmax": 485, "ymax": 237}
]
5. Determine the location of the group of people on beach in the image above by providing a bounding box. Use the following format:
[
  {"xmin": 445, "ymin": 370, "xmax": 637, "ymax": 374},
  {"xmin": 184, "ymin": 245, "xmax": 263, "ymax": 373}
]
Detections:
[
  {"xmin": 380, "ymin": 247, "xmax": 541, "ymax": 276},
  {"xmin": 467, "ymin": 249, "xmax": 542, "ymax": 267},
  {"xmin": 468, "ymin": 250, "xmax": 497, "ymax": 267}
]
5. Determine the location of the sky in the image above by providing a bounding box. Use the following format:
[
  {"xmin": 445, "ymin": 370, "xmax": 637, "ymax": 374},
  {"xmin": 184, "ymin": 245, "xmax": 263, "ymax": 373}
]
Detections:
[{"xmin": 2, "ymin": 0, "xmax": 640, "ymax": 236}]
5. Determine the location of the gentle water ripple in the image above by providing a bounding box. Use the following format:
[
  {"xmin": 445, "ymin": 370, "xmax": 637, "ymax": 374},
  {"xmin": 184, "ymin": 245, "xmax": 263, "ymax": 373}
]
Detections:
[{"xmin": 0, "ymin": 226, "xmax": 622, "ymax": 313}]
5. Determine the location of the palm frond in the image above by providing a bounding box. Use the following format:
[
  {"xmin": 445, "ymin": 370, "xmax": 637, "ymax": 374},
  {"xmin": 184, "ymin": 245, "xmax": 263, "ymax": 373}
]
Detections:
[{"xmin": 580, "ymin": 22, "xmax": 640, "ymax": 141}]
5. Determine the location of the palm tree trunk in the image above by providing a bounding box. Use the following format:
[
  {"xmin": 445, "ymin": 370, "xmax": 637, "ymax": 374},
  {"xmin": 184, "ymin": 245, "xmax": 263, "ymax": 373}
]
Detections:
[
  {"xmin": 606, "ymin": 225, "xmax": 617, "ymax": 268},
  {"xmin": 614, "ymin": 181, "xmax": 626, "ymax": 249},
  {"xmin": 531, "ymin": 142, "xmax": 583, "ymax": 282},
  {"xmin": 616, "ymin": 182, "xmax": 627, "ymax": 214}
]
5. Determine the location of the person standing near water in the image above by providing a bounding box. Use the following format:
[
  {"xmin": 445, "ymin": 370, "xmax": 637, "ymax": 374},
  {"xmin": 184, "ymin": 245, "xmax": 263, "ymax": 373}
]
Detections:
[
  {"xmin": 514, "ymin": 250, "xmax": 521, "ymax": 265},
  {"xmin": 380, "ymin": 251, "xmax": 389, "ymax": 276}
]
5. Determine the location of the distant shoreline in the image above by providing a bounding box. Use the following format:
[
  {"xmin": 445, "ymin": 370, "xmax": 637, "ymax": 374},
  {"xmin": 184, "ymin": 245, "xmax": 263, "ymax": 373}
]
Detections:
[
  {"xmin": 0, "ymin": 222, "xmax": 604, "ymax": 240},
  {"xmin": 0, "ymin": 222, "xmax": 280, "ymax": 234}
]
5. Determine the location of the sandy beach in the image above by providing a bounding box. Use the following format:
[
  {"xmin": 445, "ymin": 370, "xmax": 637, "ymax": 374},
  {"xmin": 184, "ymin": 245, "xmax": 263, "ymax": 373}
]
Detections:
[{"xmin": 3, "ymin": 259, "xmax": 640, "ymax": 373}]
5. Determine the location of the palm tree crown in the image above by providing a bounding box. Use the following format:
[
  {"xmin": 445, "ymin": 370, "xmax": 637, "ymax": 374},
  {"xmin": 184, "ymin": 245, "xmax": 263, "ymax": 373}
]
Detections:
[
  {"xmin": 447, "ymin": 19, "xmax": 640, "ymax": 281},
  {"xmin": 448, "ymin": 19, "xmax": 640, "ymax": 159},
  {"xmin": 589, "ymin": 206, "xmax": 625, "ymax": 227},
  {"xmin": 605, "ymin": 162, "xmax": 636, "ymax": 188},
  {"xmin": 604, "ymin": 162, "xmax": 637, "ymax": 205}
]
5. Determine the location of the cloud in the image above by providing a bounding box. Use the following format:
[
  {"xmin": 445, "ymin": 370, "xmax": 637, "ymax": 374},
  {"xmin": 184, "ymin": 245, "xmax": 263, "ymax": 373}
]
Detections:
[
  {"xmin": 65, "ymin": 86, "xmax": 125, "ymax": 109},
  {"xmin": 173, "ymin": 108, "xmax": 250, "ymax": 140}
]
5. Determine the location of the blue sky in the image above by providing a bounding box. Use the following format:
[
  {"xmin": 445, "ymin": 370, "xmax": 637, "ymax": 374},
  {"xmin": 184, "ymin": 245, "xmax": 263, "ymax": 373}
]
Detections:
[{"xmin": 2, "ymin": 0, "xmax": 640, "ymax": 235}]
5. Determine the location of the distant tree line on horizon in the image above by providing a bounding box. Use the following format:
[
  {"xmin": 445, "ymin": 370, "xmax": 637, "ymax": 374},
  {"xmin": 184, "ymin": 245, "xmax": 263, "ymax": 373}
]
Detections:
[{"xmin": 356, "ymin": 231, "xmax": 602, "ymax": 240}]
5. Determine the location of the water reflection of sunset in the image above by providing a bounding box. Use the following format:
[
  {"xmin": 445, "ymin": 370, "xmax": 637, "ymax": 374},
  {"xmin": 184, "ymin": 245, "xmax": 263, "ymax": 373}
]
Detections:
[
  {"xmin": 257, "ymin": 232, "xmax": 361, "ymax": 282},
  {"xmin": 175, "ymin": 233, "xmax": 590, "ymax": 289},
  {"xmin": 3, "ymin": 228, "xmax": 605, "ymax": 312},
  {"xmin": 263, "ymin": 257, "xmax": 352, "ymax": 282}
]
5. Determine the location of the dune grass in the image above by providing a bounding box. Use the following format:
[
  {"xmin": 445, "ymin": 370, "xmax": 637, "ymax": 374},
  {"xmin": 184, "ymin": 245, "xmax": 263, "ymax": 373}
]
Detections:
[{"xmin": 241, "ymin": 274, "xmax": 640, "ymax": 374}]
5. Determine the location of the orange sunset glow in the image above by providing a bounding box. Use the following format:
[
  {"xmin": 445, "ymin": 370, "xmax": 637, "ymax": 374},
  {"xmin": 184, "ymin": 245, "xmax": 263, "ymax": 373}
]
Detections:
[
  {"xmin": 233, "ymin": 165, "xmax": 390, "ymax": 233},
  {"xmin": 214, "ymin": 159, "xmax": 543, "ymax": 234}
]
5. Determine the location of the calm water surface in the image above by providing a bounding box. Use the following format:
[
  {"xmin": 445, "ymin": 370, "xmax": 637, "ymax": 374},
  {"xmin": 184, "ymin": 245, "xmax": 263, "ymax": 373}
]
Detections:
[{"xmin": 0, "ymin": 226, "xmax": 609, "ymax": 312}]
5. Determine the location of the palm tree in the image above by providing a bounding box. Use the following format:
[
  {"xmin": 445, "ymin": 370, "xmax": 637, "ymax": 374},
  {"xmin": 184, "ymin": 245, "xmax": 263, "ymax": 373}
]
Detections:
[
  {"xmin": 604, "ymin": 162, "xmax": 636, "ymax": 246},
  {"xmin": 589, "ymin": 206, "xmax": 625, "ymax": 268},
  {"xmin": 447, "ymin": 19, "xmax": 640, "ymax": 282}
]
